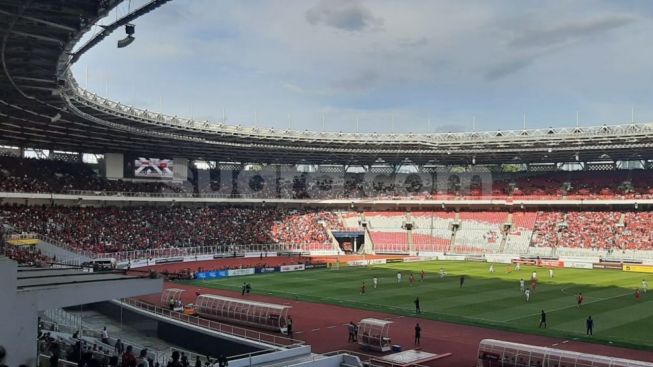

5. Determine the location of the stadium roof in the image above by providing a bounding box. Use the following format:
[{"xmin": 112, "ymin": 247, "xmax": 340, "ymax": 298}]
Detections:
[{"xmin": 1, "ymin": 0, "xmax": 653, "ymax": 165}]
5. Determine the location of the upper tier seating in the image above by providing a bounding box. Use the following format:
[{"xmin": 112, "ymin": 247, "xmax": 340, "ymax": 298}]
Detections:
[{"xmin": 2, "ymin": 156, "xmax": 653, "ymax": 199}]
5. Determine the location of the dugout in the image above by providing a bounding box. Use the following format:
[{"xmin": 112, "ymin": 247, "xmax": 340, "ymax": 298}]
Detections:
[
  {"xmin": 160, "ymin": 288, "xmax": 185, "ymax": 311},
  {"xmin": 477, "ymin": 339, "xmax": 653, "ymax": 367},
  {"xmin": 358, "ymin": 318, "xmax": 393, "ymax": 352},
  {"xmin": 194, "ymin": 294, "xmax": 291, "ymax": 333}
]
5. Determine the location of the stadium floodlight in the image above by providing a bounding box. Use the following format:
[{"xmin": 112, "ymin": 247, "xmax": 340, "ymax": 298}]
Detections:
[{"xmin": 117, "ymin": 24, "xmax": 135, "ymax": 48}]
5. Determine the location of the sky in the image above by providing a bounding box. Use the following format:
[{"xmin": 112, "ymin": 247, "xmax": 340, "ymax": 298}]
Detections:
[{"xmin": 71, "ymin": 0, "xmax": 653, "ymax": 133}]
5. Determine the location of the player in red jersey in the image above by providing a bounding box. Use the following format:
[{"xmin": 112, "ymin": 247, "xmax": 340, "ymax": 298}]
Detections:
[
  {"xmin": 577, "ymin": 292, "xmax": 584, "ymax": 308},
  {"xmin": 531, "ymin": 279, "xmax": 537, "ymax": 293}
]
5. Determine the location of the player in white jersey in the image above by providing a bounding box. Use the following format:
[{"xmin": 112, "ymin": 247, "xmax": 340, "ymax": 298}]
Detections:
[
  {"xmin": 643, "ymin": 279, "xmax": 648, "ymax": 293},
  {"xmin": 515, "ymin": 263, "xmax": 521, "ymax": 271},
  {"xmin": 373, "ymin": 277, "xmax": 378, "ymax": 289},
  {"xmin": 531, "ymin": 271, "xmax": 537, "ymax": 280},
  {"xmin": 524, "ymin": 289, "xmax": 531, "ymax": 302},
  {"xmin": 439, "ymin": 268, "xmax": 446, "ymax": 279},
  {"xmin": 519, "ymin": 278, "xmax": 525, "ymax": 292},
  {"xmin": 549, "ymin": 268, "xmax": 554, "ymax": 278},
  {"xmin": 397, "ymin": 272, "xmax": 402, "ymax": 283},
  {"xmin": 489, "ymin": 264, "xmax": 494, "ymax": 273}
]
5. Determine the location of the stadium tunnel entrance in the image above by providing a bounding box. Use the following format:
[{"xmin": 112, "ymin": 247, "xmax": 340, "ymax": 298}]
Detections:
[{"xmin": 332, "ymin": 231, "xmax": 365, "ymax": 254}]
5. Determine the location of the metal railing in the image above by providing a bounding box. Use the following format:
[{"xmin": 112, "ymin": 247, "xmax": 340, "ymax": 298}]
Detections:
[
  {"xmin": 123, "ymin": 298, "xmax": 304, "ymax": 349},
  {"xmin": 5, "ymin": 188, "xmax": 653, "ymax": 202}
]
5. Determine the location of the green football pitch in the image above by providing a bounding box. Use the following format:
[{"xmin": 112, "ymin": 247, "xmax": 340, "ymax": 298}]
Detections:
[{"xmin": 185, "ymin": 261, "xmax": 653, "ymax": 349}]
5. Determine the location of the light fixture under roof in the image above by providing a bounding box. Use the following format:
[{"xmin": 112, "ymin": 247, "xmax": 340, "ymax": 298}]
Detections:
[{"xmin": 117, "ymin": 24, "xmax": 135, "ymax": 48}]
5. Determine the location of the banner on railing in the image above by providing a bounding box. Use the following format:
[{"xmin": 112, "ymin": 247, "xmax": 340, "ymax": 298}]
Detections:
[
  {"xmin": 214, "ymin": 253, "xmax": 245, "ymax": 259},
  {"xmin": 592, "ymin": 262, "xmax": 623, "ymax": 270},
  {"xmin": 196, "ymin": 270, "xmax": 228, "ymax": 279},
  {"xmin": 226, "ymin": 268, "xmax": 255, "ymax": 276},
  {"xmin": 385, "ymin": 258, "xmax": 404, "ymax": 263},
  {"xmin": 280, "ymin": 264, "xmax": 305, "ymax": 272},
  {"xmin": 347, "ymin": 259, "xmax": 387, "ymax": 267},
  {"xmin": 7, "ymin": 238, "xmax": 39, "ymax": 246},
  {"xmin": 623, "ymin": 264, "xmax": 653, "ymax": 273},
  {"xmin": 256, "ymin": 267, "xmax": 277, "ymax": 274},
  {"xmin": 347, "ymin": 260, "xmax": 367, "ymax": 267},
  {"xmin": 564, "ymin": 261, "xmax": 593, "ymax": 269},
  {"xmin": 304, "ymin": 263, "xmax": 328, "ymax": 269},
  {"xmin": 155, "ymin": 257, "xmax": 183, "ymax": 264}
]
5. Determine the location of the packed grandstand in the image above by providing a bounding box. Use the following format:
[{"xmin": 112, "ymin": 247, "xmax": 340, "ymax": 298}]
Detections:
[{"xmin": 2, "ymin": 1, "xmax": 653, "ymax": 367}]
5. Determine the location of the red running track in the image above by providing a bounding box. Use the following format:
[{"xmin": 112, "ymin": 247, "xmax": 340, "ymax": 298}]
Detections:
[{"xmin": 138, "ymin": 282, "xmax": 653, "ymax": 367}]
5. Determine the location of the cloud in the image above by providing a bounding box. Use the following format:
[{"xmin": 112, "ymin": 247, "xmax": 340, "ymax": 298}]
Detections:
[
  {"xmin": 483, "ymin": 15, "xmax": 636, "ymax": 81},
  {"xmin": 330, "ymin": 70, "xmax": 379, "ymax": 92},
  {"xmin": 510, "ymin": 15, "xmax": 636, "ymax": 49},
  {"xmin": 75, "ymin": 1, "xmax": 653, "ymax": 132},
  {"xmin": 305, "ymin": 0, "xmax": 383, "ymax": 32},
  {"xmin": 484, "ymin": 58, "xmax": 534, "ymax": 81},
  {"xmin": 282, "ymin": 82, "xmax": 307, "ymax": 94}
]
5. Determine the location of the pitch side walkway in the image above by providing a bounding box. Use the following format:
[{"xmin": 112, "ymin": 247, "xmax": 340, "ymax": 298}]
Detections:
[{"xmin": 138, "ymin": 282, "xmax": 653, "ymax": 367}]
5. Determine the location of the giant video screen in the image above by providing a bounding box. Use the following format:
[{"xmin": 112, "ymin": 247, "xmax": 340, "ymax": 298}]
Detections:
[{"xmin": 134, "ymin": 157, "xmax": 173, "ymax": 179}]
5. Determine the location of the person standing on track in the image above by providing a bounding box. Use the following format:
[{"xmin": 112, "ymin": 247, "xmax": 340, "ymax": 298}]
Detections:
[
  {"xmin": 586, "ymin": 316, "xmax": 594, "ymax": 336},
  {"xmin": 286, "ymin": 316, "xmax": 293, "ymax": 338},
  {"xmin": 347, "ymin": 322, "xmax": 356, "ymax": 342},
  {"xmin": 539, "ymin": 310, "xmax": 547, "ymax": 328},
  {"xmin": 414, "ymin": 323, "xmax": 421, "ymax": 346}
]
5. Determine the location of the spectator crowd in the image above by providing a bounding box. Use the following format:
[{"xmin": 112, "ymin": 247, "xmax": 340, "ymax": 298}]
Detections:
[{"xmin": 0, "ymin": 206, "xmax": 340, "ymax": 254}]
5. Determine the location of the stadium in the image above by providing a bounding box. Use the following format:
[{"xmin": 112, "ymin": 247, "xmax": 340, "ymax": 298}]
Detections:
[{"xmin": 0, "ymin": 1, "xmax": 653, "ymax": 367}]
